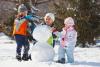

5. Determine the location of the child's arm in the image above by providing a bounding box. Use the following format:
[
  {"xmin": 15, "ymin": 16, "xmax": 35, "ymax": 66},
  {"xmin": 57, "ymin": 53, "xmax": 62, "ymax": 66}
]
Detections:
[
  {"xmin": 60, "ymin": 30, "xmax": 66, "ymax": 47},
  {"xmin": 67, "ymin": 30, "xmax": 77, "ymax": 42}
]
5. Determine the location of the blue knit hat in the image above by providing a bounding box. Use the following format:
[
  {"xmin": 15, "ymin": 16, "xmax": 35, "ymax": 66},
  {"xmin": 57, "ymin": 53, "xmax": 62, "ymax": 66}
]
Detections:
[{"xmin": 18, "ymin": 4, "xmax": 27, "ymax": 13}]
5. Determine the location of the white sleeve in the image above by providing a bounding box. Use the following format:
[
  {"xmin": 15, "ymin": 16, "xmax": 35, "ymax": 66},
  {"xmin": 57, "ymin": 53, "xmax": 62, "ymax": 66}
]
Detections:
[{"xmin": 67, "ymin": 31, "xmax": 77, "ymax": 42}]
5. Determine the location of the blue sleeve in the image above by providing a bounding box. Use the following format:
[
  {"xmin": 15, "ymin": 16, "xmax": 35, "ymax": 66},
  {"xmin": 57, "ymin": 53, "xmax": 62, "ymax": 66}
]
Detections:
[{"xmin": 25, "ymin": 15, "xmax": 33, "ymax": 21}]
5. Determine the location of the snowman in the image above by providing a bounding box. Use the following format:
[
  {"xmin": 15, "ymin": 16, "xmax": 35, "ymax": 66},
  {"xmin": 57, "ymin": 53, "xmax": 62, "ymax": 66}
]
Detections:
[{"xmin": 31, "ymin": 25, "xmax": 55, "ymax": 62}]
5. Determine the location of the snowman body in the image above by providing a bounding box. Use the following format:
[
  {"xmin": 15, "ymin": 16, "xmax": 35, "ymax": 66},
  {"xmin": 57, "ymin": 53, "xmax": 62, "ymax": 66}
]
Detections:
[{"xmin": 31, "ymin": 25, "xmax": 55, "ymax": 62}]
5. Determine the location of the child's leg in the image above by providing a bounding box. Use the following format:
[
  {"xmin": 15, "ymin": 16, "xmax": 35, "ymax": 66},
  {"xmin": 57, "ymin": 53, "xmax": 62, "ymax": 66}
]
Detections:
[
  {"xmin": 16, "ymin": 44, "xmax": 23, "ymax": 56},
  {"xmin": 58, "ymin": 46, "xmax": 66, "ymax": 60},
  {"xmin": 23, "ymin": 38, "xmax": 29, "ymax": 55},
  {"xmin": 66, "ymin": 45, "xmax": 75, "ymax": 63},
  {"xmin": 15, "ymin": 35, "xmax": 23, "ymax": 61},
  {"xmin": 22, "ymin": 36, "xmax": 30, "ymax": 61},
  {"xmin": 15, "ymin": 35, "xmax": 23, "ymax": 56},
  {"xmin": 57, "ymin": 45, "xmax": 66, "ymax": 63}
]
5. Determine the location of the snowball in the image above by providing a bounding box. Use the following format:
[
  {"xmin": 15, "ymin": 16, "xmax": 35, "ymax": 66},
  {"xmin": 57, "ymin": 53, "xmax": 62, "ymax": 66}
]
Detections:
[
  {"xmin": 31, "ymin": 42, "xmax": 55, "ymax": 62},
  {"xmin": 33, "ymin": 25, "xmax": 52, "ymax": 42}
]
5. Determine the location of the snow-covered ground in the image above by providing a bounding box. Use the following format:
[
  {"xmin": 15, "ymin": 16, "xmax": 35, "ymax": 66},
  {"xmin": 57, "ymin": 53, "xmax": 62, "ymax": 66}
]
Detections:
[{"xmin": 0, "ymin": 33, "xmax": 100, "ymax": 67}]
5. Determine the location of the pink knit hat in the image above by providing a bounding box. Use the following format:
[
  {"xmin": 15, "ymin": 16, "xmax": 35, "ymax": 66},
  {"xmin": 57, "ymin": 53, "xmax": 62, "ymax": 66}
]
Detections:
[{"xmin": 64, "ymin": 17, "xmax": 75, "ymax": 26}]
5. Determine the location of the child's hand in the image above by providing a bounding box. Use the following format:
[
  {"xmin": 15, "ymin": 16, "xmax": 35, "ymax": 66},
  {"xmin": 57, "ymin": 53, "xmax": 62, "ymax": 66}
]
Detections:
[
  {"xmin": 63, "ymin": 27, "xmax": 67, "ymax": 31},
  {"xmin": 51, "ymin": 27, "xmax": 56, "ymax": 32},
  {"xmin": 61, "ymin": 38, "xmax": 65, "ymax": 48}
]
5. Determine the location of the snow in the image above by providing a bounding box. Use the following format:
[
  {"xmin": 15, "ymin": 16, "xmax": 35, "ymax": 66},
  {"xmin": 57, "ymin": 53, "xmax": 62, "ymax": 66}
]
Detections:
[
  {"xmin": 0, "ymin": 32, "xmax": 100, "ymax": 67},
  {"xmin": 31, "ymin": 42, "xmax": 55, "ymax": 62},
  {"xmin": 32, "ymin": 25, "xmax": 54, "ymax": 62},
  {"xmin": 33, "ymin": 25, "xmax": 52, "ymax": 42},
  {"xmin": 0, "ymin": 32, "xmax": 14, "ymax": 44}
]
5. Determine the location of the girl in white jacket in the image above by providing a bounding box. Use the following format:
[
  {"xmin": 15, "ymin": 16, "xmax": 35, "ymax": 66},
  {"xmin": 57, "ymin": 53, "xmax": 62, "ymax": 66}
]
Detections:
[{"xmin": 57, "ymin": 17, "xmax": 77, "ymax": 64}]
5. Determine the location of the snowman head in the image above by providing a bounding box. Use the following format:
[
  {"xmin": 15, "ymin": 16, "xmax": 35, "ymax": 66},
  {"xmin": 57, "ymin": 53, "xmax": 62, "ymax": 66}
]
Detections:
[{"xmin": 33, "ymin": 25, "xmax": 52, "ymax": 42}]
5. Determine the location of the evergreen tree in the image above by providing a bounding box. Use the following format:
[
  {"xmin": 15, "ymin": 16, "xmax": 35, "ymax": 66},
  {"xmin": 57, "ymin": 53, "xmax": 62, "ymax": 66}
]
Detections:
[{"xmin": 53, "ymin": 0, "xmax": 100, "ymax": 47}]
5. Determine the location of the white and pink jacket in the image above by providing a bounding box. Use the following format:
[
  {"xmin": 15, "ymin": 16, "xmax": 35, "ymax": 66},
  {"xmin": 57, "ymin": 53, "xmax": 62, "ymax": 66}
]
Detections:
[{"xmin": 60, "ymin": 26, "xmax": 77, "ymax": 48}]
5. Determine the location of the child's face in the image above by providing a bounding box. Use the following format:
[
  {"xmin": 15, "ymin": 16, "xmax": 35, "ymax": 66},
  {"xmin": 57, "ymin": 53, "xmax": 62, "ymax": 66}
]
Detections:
[
  {"xmin": 44, "ymin": 16, "xmax": 53, "ymax": 26},
  {"xmin": 64, "ymin": 24, "xmax": 72, "ymax": 29},
  {"xmin": 18, "ymin": 11, "xmax": 27, "ymax": 17}
]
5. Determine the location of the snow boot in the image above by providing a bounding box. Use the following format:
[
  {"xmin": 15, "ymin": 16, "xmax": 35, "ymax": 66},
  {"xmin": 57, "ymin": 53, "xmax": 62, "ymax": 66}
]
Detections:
[
  {"xmin": 33, "ymin": 40, "xmax": 37, "ymax": 45},
  {"xmin": 56, "ymin": 58, "xmax": 65, "ymax": 64},
  {"xmin": 22, "ymin": 54, "xmax": 29, "ymax": 61},
  {"xmin": 16, "ymin": 55, "xmax": 22, "ymax": 61},
  {"xmin": 28, "ymin": 54, "xmax": 32, "ymax": 60}
]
